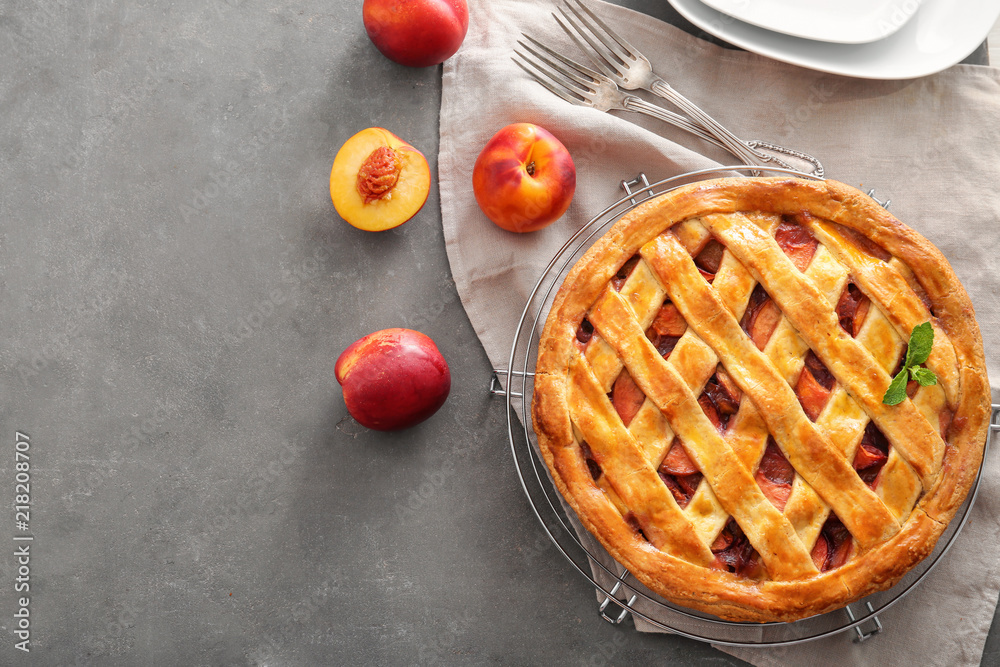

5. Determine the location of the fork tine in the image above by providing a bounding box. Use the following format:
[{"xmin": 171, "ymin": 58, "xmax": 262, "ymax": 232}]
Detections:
[
  {"xmin": 564, "ymin": 0, "xmax": 638, "ymax": 65},
  {"xmin": 520, "ymin": 34, "xmax": 603, "ymax": 83},
  {"xmin": 513, "ymin": 45, "xmax": 596, "ymax": 102},
  {"xmin": 558, "ymin": 4, "xmax": 631, "ymax": 79},
  {"xmin": 511, "ymin": 55, "xmax": 587, "ymax": 107},
  {"xmin": 552, "ymin": 12, "xmax": 620, "ymax": 80},
  {"xmin": 518, "ymin": 35, "xmax": 602, "ymax": 89}
]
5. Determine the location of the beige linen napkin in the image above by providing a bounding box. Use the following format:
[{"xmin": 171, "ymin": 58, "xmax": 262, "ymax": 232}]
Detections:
[{"xmin": 439, "ymin": 0, "xmax": 1000, "ymax": 664}]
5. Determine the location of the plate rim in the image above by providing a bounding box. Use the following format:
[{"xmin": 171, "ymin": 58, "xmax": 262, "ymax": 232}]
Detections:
[
  {"xmin": 668, "ymin": 0, "xmax": 997, "ymax": 80},
  {"xmin": 697, "ymin": 0, "xmax": 924, "ymax": 45}
]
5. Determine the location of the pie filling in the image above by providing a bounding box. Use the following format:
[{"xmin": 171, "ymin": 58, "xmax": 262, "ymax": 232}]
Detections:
[
  {"xmin": 657, "ymin": 440, "xmax": 702, "ymax": 509},
  {"xmin": 741, "ymin": 284, "xmax": 781, "ymax": 351},
  {"xmin": 694, "ymin": 238, "xmax": 724, "ymax": 281},
  {"xmin": 853, "ymin": 422, "xmax": 890, "ymax": 487},
  {"xmin": 646, "ymin": 303, "xmax": 686, "ymax": 359},
  {"xmin": 534, "ymin": 178, "xmax": 988, "ymax": 620},
  {"xmin": 755, "ymin": 439, "xmax": 794, "ymax": 512},
  {"xmin": 836, "ymin": 283, "xmax": 871, "ymax": 338},
  {"xmin": 623, "ymin": 511, "xmax": 648, "ymax": 542},
  {"xmin": 796, "ymin": 351, "xmax": 836, "ymax": 421},
  {"xmin": 611, "ymin": 255, "xmax": 641, "ymax": 292},
  {"xmin": 579, "ymin": 440, "xmax": 602, "ymax": 482},
  {"xmin": 698, "ymin": 369, "xmax": 741, "ymax": 432},
  {"xmin": 775, "ymin": 216, "xmax": 819, "ymax": 271},
  {"xmin": 811, "ymin": 515, "xmax": 853, "ymax": 572},
  {"xmin": 575, "ymin": 318, "xmax": 594, "ymax": 348},
  {"xmin": 712, "ymin": 519, "xmax": 764, "ymax": 578},
  {"xmin": 611, "ymin": 369, "xmax": 645, "ymax": 427}
]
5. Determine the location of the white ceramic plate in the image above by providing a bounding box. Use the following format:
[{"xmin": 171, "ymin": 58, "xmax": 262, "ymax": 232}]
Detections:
[
  {"xmin": 669, "ymin": 0, "xmax": 999, "ymax": 80},
  {"xmin": 698, "ymin": 0, "xmax": 923, "ymax": 44}
]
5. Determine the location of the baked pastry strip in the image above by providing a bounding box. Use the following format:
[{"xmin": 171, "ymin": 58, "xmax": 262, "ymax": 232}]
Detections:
[
  {"xmin": 613, "ymin": 217, "xmax": 869, "ymax": 553},
  {"xmin": 672, "ymin": 215, "xmax": 889, "ymax": 554},
  {"xmin": 583, "ymin": 222, "xmax": 754, "ymax": 451},
  {"xmin": 578, "ymin": 257, "xmax": 720, "ymax": 539},
  {"xmin": 673, "ymin": 223, "xmax": 772, "ymax": 543},
  {"xmin": 588, "ymin": 288, "xmax": 818, "ymax": 579},
  {"xmin": 755, "ymin": 244, "xmax": 844, "ymax": 387},
  {"xmin": 566, "ymin": 354, "xmax": 717, "ymax": 565},
  {"xmin": 585, "ymin": 261, "xmax": 675, "ymax": 468},
  {"xmin": 700, "ymin": 214, "xmax": 947, "ymax": 489},
  {"xmin": 785, "ymin": 305, "xmax": 923, "ymax": 545},
  {"xmin": 585, "ymin": 326, "xmax": 728, "ymax": 545},
  {"xmin": 584, "ymin": 220, "xmax": 717, "ymax": 396},
  {"xmin": 805, "ymin": 219, "xmax": 960, "ymax": 409},
  {"xmin": 584, "ymin": 261, "xmax": 670, "ymax": 394},
  {"xmin": 601, "ymin": 217, "xmax": 777, "ymax": 546},
  {"xmin": 745, "ymin": 214, "xmax": 927, "ymax": 536},
  {"xmin": 642, "ymin": 231, "xmax": 900, "ymax": 547},
  {"xmin": 676, "ymin": 237, "xmax": 848, "ymax": 549},
  {"xmin": 569, "ymin": 423, "xmax": 637, "ymax": 517},
  {"xmin": 753, "ymin": 245, "xmax": 851, "ymax": 547}
]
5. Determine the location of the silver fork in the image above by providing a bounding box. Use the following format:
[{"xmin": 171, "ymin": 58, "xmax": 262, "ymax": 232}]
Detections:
[
  {"xmin": 556, "ymin": 0, "xmax": 824, "ymax": 178},
  {"xmin": 514, "ymin": 36, "xmax": 814, "ymax": 175}
]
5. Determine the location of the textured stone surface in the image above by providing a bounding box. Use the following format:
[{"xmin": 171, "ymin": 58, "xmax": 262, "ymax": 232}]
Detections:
[{"xmin": 0, "ymin": 0, "xmax": 988, "ymax": 664}]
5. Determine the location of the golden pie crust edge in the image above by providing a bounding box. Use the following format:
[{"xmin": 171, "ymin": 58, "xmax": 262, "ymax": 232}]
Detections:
[{"xmin": 531, "ymin": 177, "xmax": 990, "ymax": 622}]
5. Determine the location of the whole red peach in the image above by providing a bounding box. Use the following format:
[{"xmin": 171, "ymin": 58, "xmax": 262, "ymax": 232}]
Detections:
[
  {"xmin": 472, "ymin": 123, "xmax": 576, "ymax": 233},
  {"xmin": 363, "ymin": 0, "xmax": 469, "ymax": 68},
  {"xmin": 335, "ymin": 328, "xmax": 451, "ymax": 431}
]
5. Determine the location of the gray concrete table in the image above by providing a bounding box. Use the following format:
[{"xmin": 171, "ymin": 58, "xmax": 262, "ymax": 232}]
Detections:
[{"xmin": 0, "ymin": 1, "xmax": 995, "ymax": 664}]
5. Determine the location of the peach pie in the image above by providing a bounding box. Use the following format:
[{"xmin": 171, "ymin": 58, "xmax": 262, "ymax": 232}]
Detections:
[{"xmin": 532, "ymin": 177, "xmax": 990, "ymax": 622}]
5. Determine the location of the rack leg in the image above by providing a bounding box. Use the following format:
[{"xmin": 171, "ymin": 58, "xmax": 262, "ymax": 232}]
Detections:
[
  {"xmin": 597, "ymin": 571, "xmax": 637, "ymax": 625},
  {"xmin": 867, "ymin": 188, "xmax": 891, "ymax": 210},
  {"xmin": 845, "ymin": 601, "xmax": 882, "ymax": 642}
]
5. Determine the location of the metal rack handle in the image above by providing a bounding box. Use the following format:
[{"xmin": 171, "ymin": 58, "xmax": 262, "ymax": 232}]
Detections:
[{"xmin": 490, "ymin": 369, "xmax": 534, "ymax": 398}]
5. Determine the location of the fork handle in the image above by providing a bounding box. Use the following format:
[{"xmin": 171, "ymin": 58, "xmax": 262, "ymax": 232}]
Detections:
[
  {"xmin": 649, "ymin": 78, "xmax": 772, "ymax": 172},
  {"xmin": 626, "ymin": 97, "xmax": 800, "ymax": 173},
  {"xmin": 625, "ymin": 97, "xmax": 729, "ymax": 149}
]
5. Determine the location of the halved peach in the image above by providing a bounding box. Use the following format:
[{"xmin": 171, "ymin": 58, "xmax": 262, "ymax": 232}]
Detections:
[{"xmin": 330, "ymin": 127, "xmax": 431, "ymax": 232}]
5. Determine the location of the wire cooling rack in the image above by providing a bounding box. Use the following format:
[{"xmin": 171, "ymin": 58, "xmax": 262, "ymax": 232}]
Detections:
[{"xmin": 489, "ymin": 166, "xmax": 997, "ymax": 646}]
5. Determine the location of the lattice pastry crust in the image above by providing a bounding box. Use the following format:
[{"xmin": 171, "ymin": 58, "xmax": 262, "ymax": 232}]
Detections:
[{"xmin": 532, "ymin": 177, "xmax": 990, "ymax": 622}]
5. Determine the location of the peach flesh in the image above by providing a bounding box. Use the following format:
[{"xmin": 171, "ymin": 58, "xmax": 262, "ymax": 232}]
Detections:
[
  {"xmin": 335, "ymin": 328, "xmax": 450, "ymax": 431},
  {"xmin": 330, "ymin": 127, "xmax": 431, "ymax": 232}
]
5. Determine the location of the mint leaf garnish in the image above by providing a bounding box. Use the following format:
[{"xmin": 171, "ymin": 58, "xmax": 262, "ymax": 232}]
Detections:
[
  {"xmin": 904, "ymin": 321, "xmax": 934, "ymax": 367},
  {"xmin": 910, "ymin": 367, "xmax": 938, "ymax": 387},
  {"xmin": 883, "ymin": 321, "xmax": 938, "ymax": 404},
  {"xmin": 883, "ymin": 369, "xmax": 909, "ymax": 406}
]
